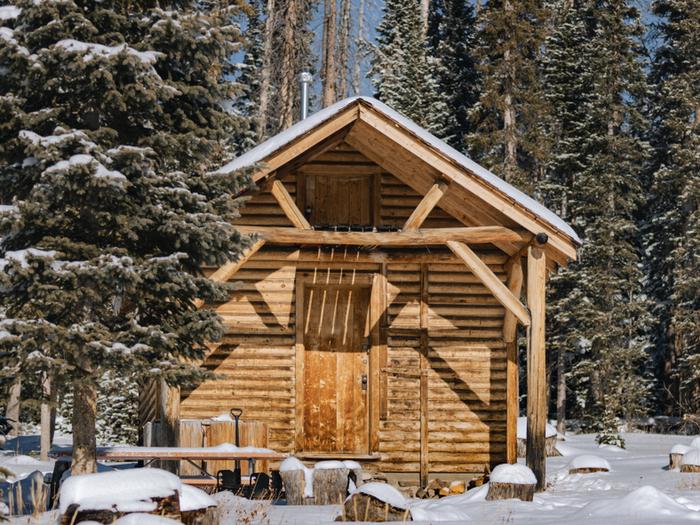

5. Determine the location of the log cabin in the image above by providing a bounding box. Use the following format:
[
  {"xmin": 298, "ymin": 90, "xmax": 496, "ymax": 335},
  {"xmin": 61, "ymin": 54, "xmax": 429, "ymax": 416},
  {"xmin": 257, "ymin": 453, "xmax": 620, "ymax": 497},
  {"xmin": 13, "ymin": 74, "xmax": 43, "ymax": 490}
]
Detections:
[{"xmin": 140, "ymin": 97, "xmax": 580, "ymax": 490}]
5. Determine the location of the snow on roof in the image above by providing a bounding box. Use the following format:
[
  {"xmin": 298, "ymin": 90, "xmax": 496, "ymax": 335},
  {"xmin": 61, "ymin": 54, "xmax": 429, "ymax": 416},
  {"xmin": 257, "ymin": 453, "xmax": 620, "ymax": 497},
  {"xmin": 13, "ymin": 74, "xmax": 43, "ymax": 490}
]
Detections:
[
  {"xmin": 214, "ymin": 96, "xmax": 581, "ymax": 245},
  {"xmin": 489, "ymin": 463, "xmax": 537, "ymax": 485}
]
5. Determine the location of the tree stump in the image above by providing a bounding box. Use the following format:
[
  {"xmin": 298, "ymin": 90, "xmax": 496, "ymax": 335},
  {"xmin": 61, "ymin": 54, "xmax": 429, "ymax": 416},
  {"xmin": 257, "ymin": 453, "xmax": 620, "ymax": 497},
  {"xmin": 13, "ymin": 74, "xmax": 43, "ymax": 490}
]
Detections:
[
  {"xmin": 486, "ymin": 482, "xmax": 535, "ymax": 502},
  {"xmin": 280, "ymin": 469, "xmax": 307, "ymax": 505},
  {"xmin": 568, "ymin": 467, "xmax": 609, "ymax": 474},
  {"xmin": 60, "ymin": 492, "xmax": 181, "ymax": 524},
  {"xmin": 680, "ymin": 464, "xmax": 700, "ymax": 473},
  {"xmin": 313, "ymin": 467, "xmax": 349, "ymax": 505},
  {"xmin": 670, "ymin": 453, "xmax": 684, "ymax": 469},
  {"xmin": 338, "ymin": 492, "xmax": 410, "ymax": 522},
  {"xmin": 182, "ymin": 505, "xmax": 218, "ymax": 525}
]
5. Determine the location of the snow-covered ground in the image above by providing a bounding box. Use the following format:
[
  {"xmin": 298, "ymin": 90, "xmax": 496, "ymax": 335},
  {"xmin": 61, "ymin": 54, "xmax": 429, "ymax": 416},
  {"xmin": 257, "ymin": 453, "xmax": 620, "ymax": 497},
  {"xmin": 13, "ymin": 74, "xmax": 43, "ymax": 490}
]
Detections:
[{"xmin": 4, "ymin": 432, "xmax": 700, "ymax": 523}]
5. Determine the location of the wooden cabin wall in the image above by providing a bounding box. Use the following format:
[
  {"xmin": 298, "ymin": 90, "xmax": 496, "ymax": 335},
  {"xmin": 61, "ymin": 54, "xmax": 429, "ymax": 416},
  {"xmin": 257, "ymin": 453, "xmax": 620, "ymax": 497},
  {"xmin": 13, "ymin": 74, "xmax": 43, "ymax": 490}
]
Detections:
[{"xmin": 177, "ymin": 142, "xmax": 508, "ymax": 476}]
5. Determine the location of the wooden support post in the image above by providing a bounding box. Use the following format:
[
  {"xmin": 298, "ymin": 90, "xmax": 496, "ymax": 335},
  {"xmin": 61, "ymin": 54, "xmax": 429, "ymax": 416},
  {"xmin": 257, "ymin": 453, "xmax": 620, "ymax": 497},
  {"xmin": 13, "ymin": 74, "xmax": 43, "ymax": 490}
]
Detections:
[
  {"xmin": 403, "ymin": 181, "xmax": 448, "ymax": 231},
  {"xmin": 159, "ymin": 379, "xmax": 181, "ymax": 472},
  {"xmin": 504, "ymin": 256, "xmax": 524, "ymax": 464},
  {"xmin": 419, "ymin": 264, "xmax": 429, "ymax": 488},
  {"xmin": 526, "ymin": 244, "xmax": 547, "ymax": 491},
  {"xmin": 447, "ymin": 240, "xmax": 530, "ymax": 326},
  {"xmin": 194, "ymin": 239, "xmax": 266, "ymax": 308},
  {"xmin": 370, "ymin": 268, "xmax": 388, "ymax": 450},
  {"xmin": 269, "ymin": 179, "xmax": 312, "ymax": 229}
]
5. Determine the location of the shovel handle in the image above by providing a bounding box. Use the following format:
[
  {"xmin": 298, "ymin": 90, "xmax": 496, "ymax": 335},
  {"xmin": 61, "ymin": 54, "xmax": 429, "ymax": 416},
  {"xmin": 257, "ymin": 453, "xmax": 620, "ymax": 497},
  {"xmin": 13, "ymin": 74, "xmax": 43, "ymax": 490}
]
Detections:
[{"xmin": 230, "ymin": 408, "xmax": 243, "ymax": 419}]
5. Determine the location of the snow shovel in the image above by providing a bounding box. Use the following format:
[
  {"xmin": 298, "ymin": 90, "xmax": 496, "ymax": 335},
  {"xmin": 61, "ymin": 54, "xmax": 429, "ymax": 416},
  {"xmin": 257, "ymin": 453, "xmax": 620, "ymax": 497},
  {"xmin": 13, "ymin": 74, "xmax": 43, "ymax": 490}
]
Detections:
[{"xmin": 230, "ymin": 407, "xmax": 243, "ymax": 483}]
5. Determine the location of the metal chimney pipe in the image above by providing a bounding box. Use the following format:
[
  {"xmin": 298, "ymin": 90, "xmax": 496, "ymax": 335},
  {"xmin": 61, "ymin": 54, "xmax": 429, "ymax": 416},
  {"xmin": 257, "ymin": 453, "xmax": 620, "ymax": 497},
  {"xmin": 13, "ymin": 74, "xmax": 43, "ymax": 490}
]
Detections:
[{"xmin": 299, "ymin": 72, "xmax": 313, "ymax": 120}]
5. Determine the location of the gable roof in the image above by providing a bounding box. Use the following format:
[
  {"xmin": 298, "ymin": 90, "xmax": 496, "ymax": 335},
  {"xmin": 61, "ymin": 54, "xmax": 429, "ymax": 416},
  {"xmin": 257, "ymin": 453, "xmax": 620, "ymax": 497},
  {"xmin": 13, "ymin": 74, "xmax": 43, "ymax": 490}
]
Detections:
[{"xmin": 214, "ymin": 96, "xmax": 581, "ymax": 249}]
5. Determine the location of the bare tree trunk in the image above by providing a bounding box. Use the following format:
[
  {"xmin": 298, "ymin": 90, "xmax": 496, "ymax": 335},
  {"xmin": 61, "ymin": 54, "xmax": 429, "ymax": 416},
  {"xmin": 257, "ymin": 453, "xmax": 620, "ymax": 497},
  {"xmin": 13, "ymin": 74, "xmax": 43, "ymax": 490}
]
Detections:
[
  {"xmin": 71, "ymin": 379, "xmax": 97, "ymax": 475},
  {"xmin": 421, "ymin": 0, "xmax": 430, "ymax": 36},
  {"xmin": 321, "ymin": 0, "xmax": 337, "ymax": 106},
  {"xmin": 556, "ymin": 348, "xmax": 566, "ymax": 434},
  {"xmin": 278, "ymin": 0, "xmax": 298, "ymax": 129},
  {"xmin": 6, "ymin": 376, "xmax": 21, "ymax": 437},
  {"xmin": 337, "ymin": 0, "xmax": 351, "ymax": 99},
  {"xmin": 40, "ymin": 375, "xmax": 52, "ymax": 461},
  {"xmin": 502, "ymin": 0, "xmax": 517, "ymax": 183},
  {"xmin": 256, "ymin": 0, "xmax": 276, "ymax": 140},
  {"xmin": 351, "ymin": 0, "xmax": 365, "ymax": 95}
]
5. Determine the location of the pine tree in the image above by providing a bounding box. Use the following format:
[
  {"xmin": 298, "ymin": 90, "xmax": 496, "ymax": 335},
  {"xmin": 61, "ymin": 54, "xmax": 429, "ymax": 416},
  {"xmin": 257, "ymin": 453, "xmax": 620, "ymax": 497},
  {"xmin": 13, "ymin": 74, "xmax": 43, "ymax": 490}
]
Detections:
[
  {"xmin": 371, "ymin": 0, "xmax": 449, "ymax": 136},
  {"xmin": 543, "ymin": 0, "xmax": 653, "ymax": 427},
  {"xmin": 467, "ymin": 0, "xmax": 550, "ymax": 192},
  {"xmin": 426, "ymin": 0, "xmax": 480, "ymax": 150},
  {"xmin": 646, "ymin": 0, "xmax": 700, "ymax": 415},
  {"xmin": 0, "ymin": 1, "xmax": 251, "ymax": 473}
]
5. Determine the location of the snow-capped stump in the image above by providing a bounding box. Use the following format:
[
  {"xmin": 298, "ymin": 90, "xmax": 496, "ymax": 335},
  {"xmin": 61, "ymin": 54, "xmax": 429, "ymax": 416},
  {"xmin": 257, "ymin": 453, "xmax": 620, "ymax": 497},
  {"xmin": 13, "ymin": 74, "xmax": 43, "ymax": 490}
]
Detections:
[
  {"xmin": 279, "ymin": 457, "xmax": 314, "ymax": 505},
  {"xmin": 669, "ymin": 444, "xmax": 691, "ymax": 469},
  {"xmin": 516, "ymin": 417, "xmax": 560, "ymax": 458},
  {"xmin": 680, "ymin": 448, "xmax": 700, "ymax": 473},
  {"xmin": 340, "ymin": 482, "xmax": 410, "ymax": 522},
  {"xmin": 343, "ymin": 459, "xmax": 364, "ymax": 489},
  {"xmin": 179, "ymin": 484, "xmax": 217, "ymax": 525},
  {"xmin": 58, "ymin": 468, "xmax": 182, "ymax": 524},
  {"xmin": 486, "ymin": 464, "xmax": 537, "ymax": 502},
  {"xmin": 313, "ymin": 461, "xmax": 349, "ymax": 505},
  {"xmin": 568, "ymin": 454, "xmax": 611, "ymax": 474}
]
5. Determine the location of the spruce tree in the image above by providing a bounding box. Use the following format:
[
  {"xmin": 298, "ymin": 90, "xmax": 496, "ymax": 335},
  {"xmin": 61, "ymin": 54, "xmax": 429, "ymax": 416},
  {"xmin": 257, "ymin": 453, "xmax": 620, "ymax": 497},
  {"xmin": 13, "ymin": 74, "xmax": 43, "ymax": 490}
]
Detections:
[
  {"xmin": 426, "ymin": 0, "xmax": 480, "ymax": 150},
  {"xmin": 646, "ymin": 0, "xmax": 700, "ymax": 414},
  {"xmin": 467, "ymin": 0, "xmax": 550, "ymax": 192},
  {"xmin": 371, "ymin": 0, "xmax": 449, "ymax": 136},
  {"xmin": 0, "ymin": 0, "xmax": 251, "ymax": 473},
  {"xmin": 544, "ymin": 0, "xmax": 653, "ymax": 428}
]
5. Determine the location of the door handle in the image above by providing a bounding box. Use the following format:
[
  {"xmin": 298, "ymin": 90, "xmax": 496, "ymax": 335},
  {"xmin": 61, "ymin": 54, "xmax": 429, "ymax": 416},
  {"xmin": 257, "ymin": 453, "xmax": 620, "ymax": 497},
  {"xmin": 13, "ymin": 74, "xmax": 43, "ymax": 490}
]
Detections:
[{"xmin": 361, "ymin": 374, "xmax": 368, "ymax": 391}]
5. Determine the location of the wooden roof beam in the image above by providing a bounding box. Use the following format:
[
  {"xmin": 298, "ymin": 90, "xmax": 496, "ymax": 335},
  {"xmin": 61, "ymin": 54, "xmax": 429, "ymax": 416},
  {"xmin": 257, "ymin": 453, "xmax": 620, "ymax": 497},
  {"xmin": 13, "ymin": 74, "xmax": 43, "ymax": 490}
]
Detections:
[
  {"xmin": 236, "ymin": 225, "xmax": 525, "ymax": 247},
  {"xmin": 447, "ymin": 240, "xmax": 531, "ymax": 327},
  {"xmin": 268, "ymin": 179, "xmax": 311, "ymax": 229},
  {"xmin": 193, "ymin": 238, "xmax": 266, "ymax": 308},
  {"xmin": 403, "ymin": 181, "xmax": 449, "ymax": 231}
]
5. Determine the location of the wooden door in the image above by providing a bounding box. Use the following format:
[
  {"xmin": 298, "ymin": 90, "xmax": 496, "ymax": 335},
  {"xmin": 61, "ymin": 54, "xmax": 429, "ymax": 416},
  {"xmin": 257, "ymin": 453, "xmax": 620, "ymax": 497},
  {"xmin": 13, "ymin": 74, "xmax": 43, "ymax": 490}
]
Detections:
[
  {"xmin": 301, "ymin": 284, "xmax": 370, "ymax": 453},
  {"xmin": 309, "ymin": 175, "xmax": 373, "ymax": 225}
]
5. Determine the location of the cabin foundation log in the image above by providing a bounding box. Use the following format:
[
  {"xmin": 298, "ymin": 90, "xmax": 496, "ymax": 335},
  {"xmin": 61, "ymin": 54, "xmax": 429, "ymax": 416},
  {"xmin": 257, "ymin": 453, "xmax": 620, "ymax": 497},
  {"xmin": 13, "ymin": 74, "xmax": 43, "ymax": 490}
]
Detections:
[{"xmin": 526, "ymin": 244, "xmax": 547, "ymax": 491}]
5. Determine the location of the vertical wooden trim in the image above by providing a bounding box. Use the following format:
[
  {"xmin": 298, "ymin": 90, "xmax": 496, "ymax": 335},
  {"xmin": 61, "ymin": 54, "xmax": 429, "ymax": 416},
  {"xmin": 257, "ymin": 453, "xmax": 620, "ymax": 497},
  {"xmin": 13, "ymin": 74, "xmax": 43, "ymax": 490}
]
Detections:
[
  {"xmin": 296, "ymin": 170, "xmax": 307, "ymax": 222},
  {"xmin": 526, "ymin": 245, "xmax": 547, "ymax": 491},
  {"xmin": 294, "ymin": 278, "xmax": 305, "ymax": 453},
  {"xmin": 369, "ymin": 267, "xmax": 387, "ymax": 452},
  {"xmin": 504, "ymin": 256, "xmax": 524, "ymax": 464},
  {"xmin": 379, "ymin": 264, "xmax": 389, "ymax": 420},
  {"xmin": 419, "ymin": 263, "xmax": 429, "ymax": 487},
  {"xmin": 372, "ymin": 172, "xmax": 382, "ymax": 227}
]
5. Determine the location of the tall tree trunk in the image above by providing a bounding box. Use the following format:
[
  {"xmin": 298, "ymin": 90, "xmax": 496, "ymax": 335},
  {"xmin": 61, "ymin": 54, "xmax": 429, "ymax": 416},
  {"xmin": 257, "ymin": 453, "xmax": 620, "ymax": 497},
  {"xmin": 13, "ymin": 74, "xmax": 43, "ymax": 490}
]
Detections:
[
  {"xmin": 502, "ymin": 1, "xmax": 517, "ymax": 183},
  {"xmin": 351, "ymin": 0, "xmax": 365, "ymax": 95},
  {"xmin": 322, "ymin": 0, "xmax": 338, "ymax": 106},
  {"xmin": 337, "ymin": 0, "xmax": 351, "ymax": 98},
  {"xmin": 71, "ymin": 379, "xmax": 97, "ymax": 475},
  {"xmin": 279, "ymin": 0, "xmax": 298, "ymax": 129},
  {"xmin": 6, "ymin": 376, "xmax": 21, "ymax": 437},
  {"xmin": 421, "ymin": 0, "xmax": 430, "ymax": 36},
  {"xmin": 40, "ymin": 375, "xmax": 52, "ymax": 461},
  {"xmin": 556, "ymin": 348, "xmax": 566, "ymax": 434},
  {"xmin": 256, "ymin": 0, "xmax": 276, "ymax": 140}
]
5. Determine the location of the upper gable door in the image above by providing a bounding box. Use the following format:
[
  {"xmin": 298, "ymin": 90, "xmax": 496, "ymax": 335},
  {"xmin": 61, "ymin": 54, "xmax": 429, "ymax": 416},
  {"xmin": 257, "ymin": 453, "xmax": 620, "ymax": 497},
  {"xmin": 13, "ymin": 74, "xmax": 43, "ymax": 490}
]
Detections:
[{"xmin": 306, "ymin": 175, "xmax": 373, "ymax": 226}]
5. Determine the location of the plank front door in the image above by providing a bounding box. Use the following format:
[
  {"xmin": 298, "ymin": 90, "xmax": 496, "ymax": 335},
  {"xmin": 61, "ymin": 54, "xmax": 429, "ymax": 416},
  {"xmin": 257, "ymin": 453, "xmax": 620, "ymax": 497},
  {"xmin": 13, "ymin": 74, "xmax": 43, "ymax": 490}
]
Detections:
[{"xmin": 300, "ymin": 284, "xmax": 371, "ymax": 453}]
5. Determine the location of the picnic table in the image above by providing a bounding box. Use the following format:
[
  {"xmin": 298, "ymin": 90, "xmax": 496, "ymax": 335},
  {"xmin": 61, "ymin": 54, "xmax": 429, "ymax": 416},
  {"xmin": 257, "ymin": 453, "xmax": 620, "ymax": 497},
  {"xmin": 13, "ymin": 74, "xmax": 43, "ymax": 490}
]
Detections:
[{"xmin": 50, "ymin": 445, "xmax": 287, "ymax": 486}]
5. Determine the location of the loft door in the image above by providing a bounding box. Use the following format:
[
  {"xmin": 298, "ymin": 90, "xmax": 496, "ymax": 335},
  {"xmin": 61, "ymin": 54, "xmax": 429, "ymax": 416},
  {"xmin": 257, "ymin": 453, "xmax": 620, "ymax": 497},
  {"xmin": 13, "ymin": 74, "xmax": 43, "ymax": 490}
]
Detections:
[
  {"xmin": 301, "ymin": 284, "xmax": 370, "ymax": 453},
  {"xmin": 308, "ymin": 175, "xmax": 372, "ymax": 226}
]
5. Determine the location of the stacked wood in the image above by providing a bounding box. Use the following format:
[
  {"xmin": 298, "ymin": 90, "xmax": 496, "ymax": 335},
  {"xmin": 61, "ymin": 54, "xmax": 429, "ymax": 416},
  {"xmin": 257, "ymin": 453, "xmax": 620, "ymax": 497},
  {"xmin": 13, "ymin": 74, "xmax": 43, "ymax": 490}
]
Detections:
[
  {"xmin": 339, "ymin": 492, "xmax": 410, "ymax": 522},
  {"xmin": 60, "ymin": 493, "xmax": 181, "ymax": 525},
  {"xmin": 313, "ymin": 467, "xmax": 350, "ymax": 505}
]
